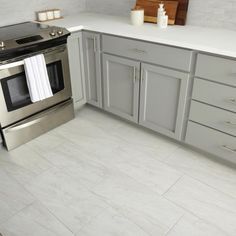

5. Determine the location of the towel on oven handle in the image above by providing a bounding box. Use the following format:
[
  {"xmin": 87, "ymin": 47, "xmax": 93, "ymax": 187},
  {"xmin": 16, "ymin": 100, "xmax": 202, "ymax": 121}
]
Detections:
[{"xmin": 24, "ymin": 54, "xmax": 53, "ymax": 102}]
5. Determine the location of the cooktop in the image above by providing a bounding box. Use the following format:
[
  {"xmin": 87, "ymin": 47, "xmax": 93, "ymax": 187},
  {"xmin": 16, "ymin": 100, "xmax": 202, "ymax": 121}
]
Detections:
[{"xmin": 0, "ymin": 22, "xmax": 70, "ymax": 51}]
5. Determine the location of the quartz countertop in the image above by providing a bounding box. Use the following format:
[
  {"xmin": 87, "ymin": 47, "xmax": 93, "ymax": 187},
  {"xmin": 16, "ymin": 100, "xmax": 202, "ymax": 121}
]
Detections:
[{"xmin": 47, "ymin": 12, "xmax": 236, "ymax": 58}]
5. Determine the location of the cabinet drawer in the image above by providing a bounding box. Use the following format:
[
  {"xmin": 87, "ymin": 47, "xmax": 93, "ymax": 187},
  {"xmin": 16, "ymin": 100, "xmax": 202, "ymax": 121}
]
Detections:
[
  {"xmin": 196, "ymin": 54, "xmax": 236, "ymax": 87},
  {"xmin": 186, "ymin": 122, "xmax": 236, "ymax": 163},
  {"xmin": 192, "ymin": 79, "xmax": 236, "ymax": 112},
  {"xmin": 189, "ymin": 101, "xmax": 236, "ymax": 136},
  {"xmin": 102, "ymin": 35, "xmax": 192, "ymax": 71}
]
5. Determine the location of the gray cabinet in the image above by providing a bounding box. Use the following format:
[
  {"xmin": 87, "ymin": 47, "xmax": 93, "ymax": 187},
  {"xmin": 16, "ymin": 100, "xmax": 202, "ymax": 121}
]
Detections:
[
  {"xmin": 139, "ymin": 64, "xmax": 189, "ymax": 140},
  {"xmin": 83, "ymin": 31, "xmax": 102, "ymax": 108},
  {"xmin": 67, "ymin": 32, "xmax": 86, "ymax": 107},
  {"xmin": 103, "ymin": 54, "xmax": 140, "ymax": 122}
]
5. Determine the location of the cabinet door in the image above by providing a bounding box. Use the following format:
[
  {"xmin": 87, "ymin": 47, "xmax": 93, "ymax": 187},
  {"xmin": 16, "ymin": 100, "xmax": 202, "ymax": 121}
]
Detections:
[
  {"xmin": 67, "ymin": 32, "xmax": 86, "ymax": 107},
  {"xmin": 139, "ymin": 63, "xmax": 189, "ymax": 140},
  {"xmin": 83, "ymin": 31, "xmax": 102, "ymax": 108},
  {"xmin": 103, "ymin": 54, "xmax": 140, "ymax": 123}
]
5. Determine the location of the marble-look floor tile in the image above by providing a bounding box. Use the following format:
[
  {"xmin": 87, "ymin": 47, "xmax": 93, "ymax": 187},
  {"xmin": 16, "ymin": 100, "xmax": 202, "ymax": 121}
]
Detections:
[
  {"xmin": 0, "ymin": 201, "xmax": 74, "ymax": 236},
  {"xmin": 164, "ymin": 176, "xmax": 236, "ymax": 235},
  {"xmin": 92, "ymin": 169, "xmax": 184, "ymax": 235},
  {"xmin": 76, "ymin": 105, "xmax": 125, "ymax": 132},
  {"xmin": 93, "ymin": 144, "xmax": 183, "ymax": 195},
  {"xmin": 53, "ymin": 117, "xmax": 122, "ymax": 156},
  {"xmin": 42, "ymin": 142, "xmax": 112, "ymax": 190},
  {"xmin": 0, "ymin": 169, "xmax": 35, "ymax": 224},
  {"xmin": 167, "ymin": 213, "xmax": 228, "ymax": 236},
  {"xmin": 25, "ymin": 167, "xmax": 110, "ymax": 234},
  {"xmin": 0, "ymin": 144, "xmax": 52, "ymax": 185},
  {"xmin": 78, "ymin": 206, "xmax": 150, "ymax": 236},
  {"xmin": 161, "ymin": 147, "xmax": 236, "ymax": 199},
  {"xmin": 26, "ymin": 130, "xmax": 69, "ymax": 156}
]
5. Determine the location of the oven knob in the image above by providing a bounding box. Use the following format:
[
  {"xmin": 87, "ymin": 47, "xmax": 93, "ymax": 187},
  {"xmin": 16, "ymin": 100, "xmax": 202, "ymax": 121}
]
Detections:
[
  {"xmin": 49, "ymin": 31, "xmax": 56, "ymax": 37},
  {"xmin": 57, "ymin": 30, "xmax": 63, "ymax": 36},
  {"xmin": 0, "ymin": 41, "xmax": 5, "ymax": 49}
]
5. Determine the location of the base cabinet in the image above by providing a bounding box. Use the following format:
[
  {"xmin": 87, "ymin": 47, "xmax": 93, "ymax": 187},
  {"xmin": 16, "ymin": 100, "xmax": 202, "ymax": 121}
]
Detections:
[
  {"xmin": 103, "ymin": 54, "xmax": 140, "ymax": 122},
  {"xmin": 139, "ymin": 64, "xmax": 189, "ymax": 139},
  {"xmin": 83, "ymin": 32, "xmax": 102, "ymax": 108}
]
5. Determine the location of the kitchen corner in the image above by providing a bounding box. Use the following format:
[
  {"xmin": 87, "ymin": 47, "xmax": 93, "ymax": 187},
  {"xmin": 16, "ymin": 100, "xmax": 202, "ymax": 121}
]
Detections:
[{"xmin": 0, "ymin": 1, "xmax": 236, "ymax": 236}]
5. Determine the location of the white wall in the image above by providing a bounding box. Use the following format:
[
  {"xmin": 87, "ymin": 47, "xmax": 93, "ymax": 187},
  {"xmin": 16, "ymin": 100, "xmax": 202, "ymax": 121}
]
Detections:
[
  {"xmin": 86, "ymin": 0, "xmax": 236, "ymax": 30},
  {"xmin": 0, "ymin": 0, "xmax": 86, "ymax": 27}
]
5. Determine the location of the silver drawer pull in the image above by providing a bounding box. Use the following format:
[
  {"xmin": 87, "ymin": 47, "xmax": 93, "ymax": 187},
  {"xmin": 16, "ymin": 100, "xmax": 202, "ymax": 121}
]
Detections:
[
  {"xmin": 221, "ymin": 145, "xmax": 236, "ymax": 154},
  {"xmin": 225, "ymin": 121, "xmax": 236, "ymax": 126},
  {"xmin": 133, "ymin": 67, "xmax": 136, "ymax": 84},
  {"xmin": 130, "ymin": 48, "xmax": 147, "ymax": 54}
]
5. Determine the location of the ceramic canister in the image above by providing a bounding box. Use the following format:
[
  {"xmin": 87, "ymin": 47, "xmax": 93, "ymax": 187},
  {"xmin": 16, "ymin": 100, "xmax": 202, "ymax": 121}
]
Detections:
[{"xmin": 131, "ymin": 8, "xmax": 144, "ymax": 26}]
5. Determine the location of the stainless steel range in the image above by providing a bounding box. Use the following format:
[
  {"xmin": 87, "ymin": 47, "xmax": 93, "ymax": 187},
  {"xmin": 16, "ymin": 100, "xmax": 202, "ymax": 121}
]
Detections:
[{"xmin": 0, "ymin": 22, "xmax": 74, "ymax": 150}]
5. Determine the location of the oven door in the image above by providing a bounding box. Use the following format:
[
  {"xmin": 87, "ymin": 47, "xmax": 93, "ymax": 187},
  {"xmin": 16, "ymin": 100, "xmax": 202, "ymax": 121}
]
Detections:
[{"xmin": 0, "ymin": 44, "xmax": 71, "ymax": 127}]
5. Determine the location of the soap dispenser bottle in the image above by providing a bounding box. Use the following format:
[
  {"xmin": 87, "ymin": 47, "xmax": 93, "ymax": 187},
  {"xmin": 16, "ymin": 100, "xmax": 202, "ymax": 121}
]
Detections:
[{"xmin": 157, "ymin": 3, "xmax": 168, "ymax": 28}]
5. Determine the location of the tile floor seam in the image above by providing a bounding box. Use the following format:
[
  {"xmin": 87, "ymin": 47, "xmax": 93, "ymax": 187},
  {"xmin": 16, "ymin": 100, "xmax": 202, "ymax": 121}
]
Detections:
[
  {"xmin": 0, "ymin": 200, "xmax": 36, "ymax": 227},
  {"xmin": 24, "ymin": 195, "xmax": 77, "ymax": 236},
  {"xmin": 135, "ymin": 148, "xmax": 236, "ymax": 200},
  {"xmin": 178, "ymin": 172, "xmax": 236, "ymax": 200},
  {"xmin": 163, "ymin": 214, "xmax": 185, "ymax": 236},
  {"xmin": 0, "ymin": 168, "xmax": 36, "ymax": 202},
  {"xmin": 162, "ymin": 176, "xmax": 235, "ymax": 236},
  {"xmin": 161, "ymin": 196, "xmax": 232, "ymax": 236},
  {"xmin": 161, "ymin": 175, "xmax": 185, "ymax": 196}
]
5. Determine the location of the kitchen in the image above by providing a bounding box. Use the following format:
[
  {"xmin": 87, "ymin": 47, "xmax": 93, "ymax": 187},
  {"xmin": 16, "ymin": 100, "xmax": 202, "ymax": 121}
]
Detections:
[{"xmin": 0, "ymin": 0, "xmax": 236, "ymax": 235}]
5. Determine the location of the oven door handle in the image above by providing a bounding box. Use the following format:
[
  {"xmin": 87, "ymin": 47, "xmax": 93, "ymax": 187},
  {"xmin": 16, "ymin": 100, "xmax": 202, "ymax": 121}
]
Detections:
[
  {"xmin": 4, "ymin": 100, "xmax": 71, "ymax": 134},
  {"xmin": 0, "ymin": 60, "xmax": 24, "ymax": 70}
]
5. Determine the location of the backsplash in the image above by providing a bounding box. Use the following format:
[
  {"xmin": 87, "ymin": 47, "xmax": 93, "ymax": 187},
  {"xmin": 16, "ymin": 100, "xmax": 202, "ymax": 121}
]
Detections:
[
  {"xmin": 86, "ymin": 0, "xmax": 236, "ymax": 31},
  {"xmin": 0, "ymin": 0, "xmax": 86, "ymax": 27},
  {"xmin": 0, "ymin": 0, "xmax": 235, "ymax": 30}
]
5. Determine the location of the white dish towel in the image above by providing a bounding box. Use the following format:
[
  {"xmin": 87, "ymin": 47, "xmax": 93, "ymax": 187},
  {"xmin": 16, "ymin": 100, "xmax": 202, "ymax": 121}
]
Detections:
[{"xmin": 24, "ymin": 54, "xmax": 53, "ymax": 103}]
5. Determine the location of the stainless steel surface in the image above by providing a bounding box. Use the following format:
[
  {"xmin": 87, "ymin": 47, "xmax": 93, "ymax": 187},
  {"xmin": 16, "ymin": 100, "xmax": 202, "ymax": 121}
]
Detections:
[
  {"xmin": 2, "ymin": 99, "xmax": 74, "ymax": 150},
  {"xmin": 0, "ymin": 22, "xmax": 70, "ymax": 52},
  {"xmin": 0, "ymin": 44, "xmax": 72, "ymax": 127}
]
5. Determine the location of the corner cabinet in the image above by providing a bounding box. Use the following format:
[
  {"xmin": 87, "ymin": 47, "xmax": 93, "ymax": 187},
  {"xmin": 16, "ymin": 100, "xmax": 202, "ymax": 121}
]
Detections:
[
  {"xmin": 67, "ymin": 32, "xmax": 86, "ymax": 107},
  {"xmin": 103, "ymin": 54, "xmax": 140, "ymax": 122},
  {"xmin": 83, "ymin": 32, "xmax": 102, "ymax": 108},
  {"xmin": 139, "ymin": 64, "xmax": 189, "ymax": 139}
]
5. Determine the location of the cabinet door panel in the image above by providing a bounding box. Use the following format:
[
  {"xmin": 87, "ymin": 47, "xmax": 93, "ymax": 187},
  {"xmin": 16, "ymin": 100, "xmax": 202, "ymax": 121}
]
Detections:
[
  {"xmin": 103, "ymin": 54, "xmax": 140, "ymax": 123},
  {"xmin": 67, "ymin": 32, "xmax": 86, "ymax": 107},
  {"xmin": 83, "ymin": 32, "xmax": 102, "ymax": 108},
  {"xmin": 139, "ymin": 64, "xmax": 189, "ymax": 140}
]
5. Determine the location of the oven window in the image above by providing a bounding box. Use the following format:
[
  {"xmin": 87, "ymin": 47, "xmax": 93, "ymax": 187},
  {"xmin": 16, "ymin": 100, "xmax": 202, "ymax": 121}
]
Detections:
[{"xmin": 1, "ymin": 61, "xmax": 65, "ymax": 112}]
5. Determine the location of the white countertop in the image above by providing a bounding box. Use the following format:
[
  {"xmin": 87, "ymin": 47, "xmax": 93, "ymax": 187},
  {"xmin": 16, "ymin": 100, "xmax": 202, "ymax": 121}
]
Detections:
[{"xmin": 47, "ymin": 12, "xmax": 236, "ymax": 58}]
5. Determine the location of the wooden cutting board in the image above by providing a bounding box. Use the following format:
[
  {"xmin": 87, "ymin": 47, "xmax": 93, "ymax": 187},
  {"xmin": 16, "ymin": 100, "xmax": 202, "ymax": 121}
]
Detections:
[
  {"xmin": 135, "ymin": 0, "xmax": 179, "ymax": 25},
  {"xmin": 175, "ymin": 0, "xmax": 189, "ymax": 25},
  {"xmin": 135, "ymin": 0, "xmax": 189, "ymax": 25}
]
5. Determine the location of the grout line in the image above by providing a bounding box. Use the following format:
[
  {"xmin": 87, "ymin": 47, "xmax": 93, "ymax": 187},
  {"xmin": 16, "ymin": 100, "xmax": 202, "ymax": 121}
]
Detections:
[
  {"xmin": 164, "ymin": 214, "xmax": 184, "ymax": 236},
  {"xmin": 162, "ymin": 175, "xmax": 184, "ymax": 196}
]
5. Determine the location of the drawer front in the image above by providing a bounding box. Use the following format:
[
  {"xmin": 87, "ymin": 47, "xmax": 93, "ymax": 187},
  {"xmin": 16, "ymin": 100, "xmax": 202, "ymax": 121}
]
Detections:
[
  {"xmin": 192, "ymin": 79, "xmax": 236, "ymax": 112},
  {"xmin": 102, "ymin": 35, "xmax": 192, "ymax": 71},
  {"xmin": 196, "ymin": 53, "xmax": 236, "ymax": 86},
  {"xmin": 189, "ymin": 101, "xmax": 236, "ymax": 136},
  {"xmin": 186, "ymin": 122, "xmax": 236, "ymax": 163}
]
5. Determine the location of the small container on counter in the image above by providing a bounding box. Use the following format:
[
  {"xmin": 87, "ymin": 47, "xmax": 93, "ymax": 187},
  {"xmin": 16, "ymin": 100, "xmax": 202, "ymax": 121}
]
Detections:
[
  {"xmin": 46, "ymin": 10, "xmax": 54, "ymax": 20},
  {"xmin": 37, "ymin": 11, "xmax": 47, "ymax": 22},
  {"xmin": 53, "ymin": 9, "xmax": 61, "ymax": 19},
  {"xmin": 130, "ymin": 7, "xmax": 144, "ymax": 26}
]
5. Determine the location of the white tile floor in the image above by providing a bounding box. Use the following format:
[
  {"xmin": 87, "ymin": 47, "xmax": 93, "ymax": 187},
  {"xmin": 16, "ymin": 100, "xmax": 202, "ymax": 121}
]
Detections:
[{"xmin": 0, "ymin": 105, "xmax": 236, "ymax": 236}]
